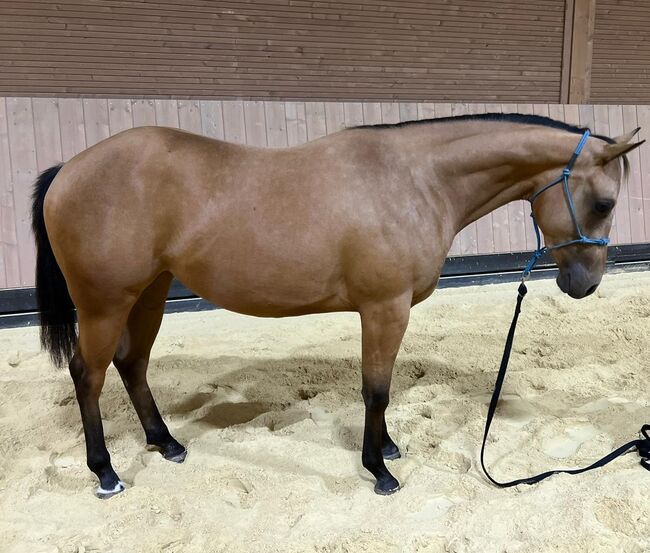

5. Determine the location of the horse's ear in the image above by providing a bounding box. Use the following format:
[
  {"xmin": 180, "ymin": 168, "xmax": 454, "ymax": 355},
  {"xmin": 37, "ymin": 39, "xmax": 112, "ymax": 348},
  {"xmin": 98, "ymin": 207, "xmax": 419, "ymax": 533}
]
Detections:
[
  {"xmin": 611, "ymin": 127, "xmax": 640, "ymax": 144},
  {"xmin": 599, "ymin": 140, "xmax": 645, "ymax": 163}
]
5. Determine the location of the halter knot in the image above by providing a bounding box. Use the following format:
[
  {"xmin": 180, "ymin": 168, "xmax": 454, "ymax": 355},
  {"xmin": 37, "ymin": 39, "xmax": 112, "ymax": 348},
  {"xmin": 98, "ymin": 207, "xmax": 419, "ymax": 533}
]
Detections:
[
  {"xmin": 522, "ymin": 248, "xmax": 546, "ymax": 279},
  {"xmin": 562, "ymin": 167, "xmax": 572, "ymax": 177}
]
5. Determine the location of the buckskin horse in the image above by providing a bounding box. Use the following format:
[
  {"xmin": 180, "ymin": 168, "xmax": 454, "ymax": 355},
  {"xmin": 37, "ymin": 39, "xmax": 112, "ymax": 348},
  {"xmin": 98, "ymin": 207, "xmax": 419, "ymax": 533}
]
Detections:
[{"xmin": 31, "ymin": 113, "xmax": 642, "ymax": 497}]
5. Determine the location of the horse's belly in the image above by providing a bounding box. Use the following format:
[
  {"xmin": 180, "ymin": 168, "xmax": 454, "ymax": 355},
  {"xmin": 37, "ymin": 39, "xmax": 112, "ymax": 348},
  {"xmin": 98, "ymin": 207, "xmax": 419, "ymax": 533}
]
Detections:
[{"xmin": 172, "ymin": 252, "xmax": 352, "ymax": 317}]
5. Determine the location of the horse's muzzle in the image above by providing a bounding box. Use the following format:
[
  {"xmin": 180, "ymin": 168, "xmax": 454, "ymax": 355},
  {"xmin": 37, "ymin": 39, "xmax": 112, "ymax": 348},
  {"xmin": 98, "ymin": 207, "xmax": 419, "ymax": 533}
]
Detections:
[{"xmin": 556, "ymin": 263, "xmax": 601, "ymax": 299}]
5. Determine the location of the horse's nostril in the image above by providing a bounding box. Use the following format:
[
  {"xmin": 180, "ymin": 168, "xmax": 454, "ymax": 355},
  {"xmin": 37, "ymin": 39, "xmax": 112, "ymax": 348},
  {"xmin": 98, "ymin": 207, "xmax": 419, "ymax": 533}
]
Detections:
[{"xmin": 585, "ymin": 284, "xmax": 598, "ymax": 296}]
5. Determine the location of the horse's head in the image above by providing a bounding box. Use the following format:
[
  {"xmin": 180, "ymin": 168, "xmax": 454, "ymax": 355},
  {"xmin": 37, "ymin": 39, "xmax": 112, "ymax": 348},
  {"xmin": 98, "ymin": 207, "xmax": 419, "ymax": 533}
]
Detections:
[{"xmin": 531, "ymin": 129, "xmax": 644, "ymax": 299}]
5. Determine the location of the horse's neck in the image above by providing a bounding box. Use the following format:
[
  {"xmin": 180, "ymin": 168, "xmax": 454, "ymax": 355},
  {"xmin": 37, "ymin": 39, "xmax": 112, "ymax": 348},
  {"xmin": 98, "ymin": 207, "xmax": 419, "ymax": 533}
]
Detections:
[{"xmin": 397, "ymin": 123, "xmax": 583, "ymax": 232}]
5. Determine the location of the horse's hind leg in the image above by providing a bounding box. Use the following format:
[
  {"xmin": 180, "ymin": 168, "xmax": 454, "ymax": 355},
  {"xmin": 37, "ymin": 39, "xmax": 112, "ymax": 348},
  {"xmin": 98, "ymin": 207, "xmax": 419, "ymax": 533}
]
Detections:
[
  {"xmin": 359, "ymin": 293, "xmax": 411, "ymax": 495},
  {"xmin": 70, "ymin": 301, "xmax": 135, "ymax": 499},
  {"xmin": 113, "ymin": 272, "xmax": 186, "ymax": 463}
]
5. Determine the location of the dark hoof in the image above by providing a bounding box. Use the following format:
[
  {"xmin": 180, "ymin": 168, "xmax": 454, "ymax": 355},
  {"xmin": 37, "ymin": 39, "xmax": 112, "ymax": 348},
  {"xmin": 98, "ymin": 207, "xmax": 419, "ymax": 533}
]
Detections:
[
  {"xmin": 382, "ymin": 444, "xmax": 401, "ymax": 461},
  {"xmin": 95, "ymin": 481, "xmax": 126, "ymax": 499},
  {"xmin": 148, "ymin": 440, "xmax": 187, "ymax": 463},
  {"xmin": 164, "ymin": 447, "xmax": 187, "ymax": 464},
  {"xmin": 374, "ymin": 476, "xmax": 400, "ymax": 496}
]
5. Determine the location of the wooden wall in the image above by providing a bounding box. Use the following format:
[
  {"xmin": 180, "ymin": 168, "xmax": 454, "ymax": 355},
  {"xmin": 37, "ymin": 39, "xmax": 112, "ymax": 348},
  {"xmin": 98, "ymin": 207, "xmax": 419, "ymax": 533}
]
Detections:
[
  {"xmin": 0, "ymin": 0, "xmax": 565, "ymax": 102},
  {"xmin": 1, "ymin": 98, "xmax": 649, "ymax": 290},
  {"xmin": 591, "ymin": 0, "xmax": 650, "ymax": 104}
]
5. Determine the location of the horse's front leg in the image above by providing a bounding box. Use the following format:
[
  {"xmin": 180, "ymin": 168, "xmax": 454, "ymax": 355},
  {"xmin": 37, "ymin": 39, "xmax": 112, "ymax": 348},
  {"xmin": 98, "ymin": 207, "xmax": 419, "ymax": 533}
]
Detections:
[{"xmin": 359, "ymin": 292, "xmax": 411, "ymax": 495}]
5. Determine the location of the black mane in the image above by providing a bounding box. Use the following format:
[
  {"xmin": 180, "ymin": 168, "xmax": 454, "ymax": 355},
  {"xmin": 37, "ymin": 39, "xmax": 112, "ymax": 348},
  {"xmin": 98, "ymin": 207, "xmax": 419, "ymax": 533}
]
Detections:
[{"xmin": 352, "ymin": 112, "xmax": 615, "ymax": 144}]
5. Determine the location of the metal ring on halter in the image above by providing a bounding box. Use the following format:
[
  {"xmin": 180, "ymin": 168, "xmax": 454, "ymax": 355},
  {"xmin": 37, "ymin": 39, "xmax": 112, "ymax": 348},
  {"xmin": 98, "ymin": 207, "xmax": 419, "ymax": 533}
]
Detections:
[{"xmin": 522, "ymin": 130, "xmax": 610, "ymax": 281}]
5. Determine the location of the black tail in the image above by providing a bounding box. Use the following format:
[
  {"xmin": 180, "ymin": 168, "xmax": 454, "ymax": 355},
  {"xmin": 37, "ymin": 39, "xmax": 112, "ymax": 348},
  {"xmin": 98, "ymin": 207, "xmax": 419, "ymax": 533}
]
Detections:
[{"xmin": 31, "ymin": 164, "xmax": 77, "ymax": 368}]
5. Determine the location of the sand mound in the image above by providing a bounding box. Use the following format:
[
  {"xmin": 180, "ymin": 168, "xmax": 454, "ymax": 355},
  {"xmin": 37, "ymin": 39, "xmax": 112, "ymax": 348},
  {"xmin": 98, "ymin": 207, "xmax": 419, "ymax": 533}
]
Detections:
[{"xmin": 1, "ymin": 271, "xmax": 650, "ymax": 552}]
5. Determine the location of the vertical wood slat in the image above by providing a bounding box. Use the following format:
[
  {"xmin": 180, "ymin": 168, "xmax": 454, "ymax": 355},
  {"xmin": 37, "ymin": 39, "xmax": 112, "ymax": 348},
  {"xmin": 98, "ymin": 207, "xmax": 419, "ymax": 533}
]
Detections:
[
  {"xmin": 305, "ymin": 102, "xmax": 327, "ymax": 141},
  {"xmin": 399, "ymin": 103, "xmax": 418, "ymax": 123},
  {"xmin": 243, "ymin": 101, "xmax": 267, "ymax": 147},
  {"xmin": 222, "ymin": 100, "xmax": 246, "ymax": 145},
  {"xmin": 343, "ymin": 103, "xmax": 364, "ymax": 129},
  {"xmin": 417, "ymin": 103, "xmax": 436, "ymax": 120},
  {"xmin": 3, "ymin": 98, "xmax": 650, "ymax": 289},
  {"xmin": 0, "ymin": 97, "xmax": 17, "ymax": 288},
  {"xmin": 622, "ymin": 105, "xmax": 646, "ymax": 244},
  {"xmin": 560, "ymin": 0, "xmax": 575, "ymax": 104},
  {"xmin": 324, "ymin": 102, "xmax": 346, "ymax": 135},
  {"xmin": 178, "ymin": 100, "xmax": 202, "ymax": 135},
  {"xmin": 637, "ymin": 106, "xmax": 650, "ymax": 244},
  {"xmin": 5, "ymin": 97, "xmax": 38, "ymax": 286},
  {"xmin": 608, "ymin": 105, "xmax": 632, "ymax": 244},
  {"xmin": 32, "ymin": 98, "xmax": 63, "ymax": 171},
  {"xmin": 154, "ymin": 99, "xmax": 179, "ymax": 129},
  {"xmin": 108, "ymin": 99, "xmax": 133, "ymax": 135},
  {"xmin": 578, "ymin": 104, "xmax": 595, "ymax": 129},
  {"xmin": 200, "ymin": 100, "xmax": 225, "ymax": 140},
  {"xmin": 380, "ymin": 103, "xmax": 400, "ymax": 125},
  {"xmin": 563, "ymin": 104, "xmax": 581, "ymax": 126},
  {"xmin": 285, "ymin": 102, "xmax": 307, "ymax": 147},
  {"xmin": 28, "ymin": 97, "xmax": 63, "ymax": 289},
  {"xmin": 83, "ymin": 98, "xmax": 110, "ymax": 147},
  {"xmin": 362, "ymin": 103, "xmax": 382, "ymax": 126},
  {"xmin": 132, "ymin": 99, "xmax": 156, "ymax": 127},
  {"xmin": 58, "ymin": 98, "xmax": 86, "ymax": 160},
  {"xmin": 568, "ymin": 0, "xmax": 596, "ymax": 104},
  {"xmin": 264, "ymin": 102, "xmax": 287, "ymax": 148},
  {"xmin": 548, "ymin": 104, "xmax": 565, "ymax": 122}
]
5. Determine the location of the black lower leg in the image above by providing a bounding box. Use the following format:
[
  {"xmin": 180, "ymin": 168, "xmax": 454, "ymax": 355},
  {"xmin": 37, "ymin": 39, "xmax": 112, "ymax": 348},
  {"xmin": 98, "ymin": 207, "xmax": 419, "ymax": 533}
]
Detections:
[
  {"xmin": 362, "ymin": 387, "xmax": 400, "ymax": 495},
  {"xmin": 70, "ymin": 353, "xmax": 122, "ymax": 496},
  {"xmin": 114, "ymin": 358, "xmax": 186, "ymax": 462},
  {"xmin": 381, "ymin": 417, "xmax": 401, "ymax": 460}
]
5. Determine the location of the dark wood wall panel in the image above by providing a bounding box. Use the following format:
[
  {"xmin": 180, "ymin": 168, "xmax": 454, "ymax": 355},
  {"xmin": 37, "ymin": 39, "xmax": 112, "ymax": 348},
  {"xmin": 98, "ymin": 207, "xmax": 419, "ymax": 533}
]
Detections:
[
  {"xmin": 592, "ymin": 0, "xmax": 650, "ymax": 104},
  {"xmin": 0, "ymin": 0, "xmax": 565, "ymax": 101}
]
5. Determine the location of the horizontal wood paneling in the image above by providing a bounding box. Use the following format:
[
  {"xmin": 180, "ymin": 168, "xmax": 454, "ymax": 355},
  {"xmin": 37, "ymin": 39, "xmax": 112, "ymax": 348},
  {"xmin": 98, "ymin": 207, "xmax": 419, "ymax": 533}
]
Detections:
[
  {"xmin": 0, "ymin": 1, "xmax": 565, "ymax": 102},
  {"xmin": 591, "ymin": 0, "xmax": 650, "ymax": 104},
  {"xmin": 1, "ymin": 98, "xmax": 648, "ymax": 290}
]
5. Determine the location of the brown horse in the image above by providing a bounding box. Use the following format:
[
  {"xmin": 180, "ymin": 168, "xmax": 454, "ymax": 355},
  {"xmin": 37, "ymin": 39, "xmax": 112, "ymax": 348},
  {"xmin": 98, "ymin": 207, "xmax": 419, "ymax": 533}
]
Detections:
[{"xmin": 31, "ymin": 113, "xmax": 642, "ymax": 498}]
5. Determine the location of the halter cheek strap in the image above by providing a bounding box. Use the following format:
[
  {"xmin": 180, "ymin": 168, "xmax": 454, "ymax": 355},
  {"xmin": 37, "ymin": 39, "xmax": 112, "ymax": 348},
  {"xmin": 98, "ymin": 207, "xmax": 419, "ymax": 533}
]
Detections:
[{"xmin": 523, "ymin": 130, "xmax": 609, "ymax": 279}]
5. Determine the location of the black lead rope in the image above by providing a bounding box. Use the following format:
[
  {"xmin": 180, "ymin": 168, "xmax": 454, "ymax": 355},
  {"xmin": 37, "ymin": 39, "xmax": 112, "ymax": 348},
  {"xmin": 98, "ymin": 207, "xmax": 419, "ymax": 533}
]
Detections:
[{"xmin": 480, "ymin": 281, "xmax": 650, "ymax": 488}]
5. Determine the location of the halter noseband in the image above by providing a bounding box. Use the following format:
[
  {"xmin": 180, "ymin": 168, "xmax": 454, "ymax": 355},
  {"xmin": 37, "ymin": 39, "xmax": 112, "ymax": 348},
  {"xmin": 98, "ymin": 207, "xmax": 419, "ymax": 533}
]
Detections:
[{"xmin": 522, "ymin": 130, "xmax": 610, "ymax": 278}]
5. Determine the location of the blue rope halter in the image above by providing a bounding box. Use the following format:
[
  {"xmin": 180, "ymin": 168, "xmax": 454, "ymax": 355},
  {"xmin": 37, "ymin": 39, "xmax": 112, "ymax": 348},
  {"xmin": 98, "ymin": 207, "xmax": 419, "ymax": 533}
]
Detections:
[{"xmin": 522, "ymin": 130, "xmax": 610, "ymax": 279}]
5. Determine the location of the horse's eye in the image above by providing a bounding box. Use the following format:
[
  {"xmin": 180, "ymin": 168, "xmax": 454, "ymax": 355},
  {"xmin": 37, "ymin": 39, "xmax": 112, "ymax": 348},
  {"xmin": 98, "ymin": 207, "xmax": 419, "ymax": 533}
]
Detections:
[{"xmin": 594, "ymin": 199, "xmax": 615, "ymax": 215}]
